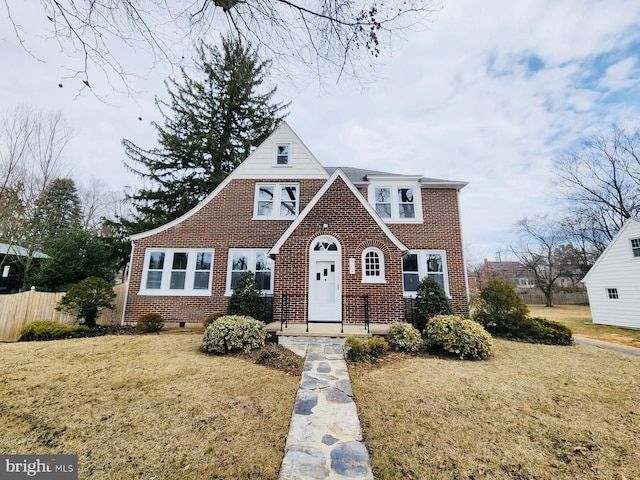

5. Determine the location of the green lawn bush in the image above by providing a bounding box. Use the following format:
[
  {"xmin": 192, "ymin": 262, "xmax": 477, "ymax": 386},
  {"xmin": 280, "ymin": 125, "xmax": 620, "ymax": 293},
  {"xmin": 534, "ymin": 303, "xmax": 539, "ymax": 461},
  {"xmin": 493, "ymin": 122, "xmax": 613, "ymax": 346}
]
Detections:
[
  {"xmin": 136, "ymin": 312, "xmax": 164, "ymax": 333},
  {"xmin": 412, "ymin": 277, "xmax": 454, "ymax": 333},
  {"xmin": 473, "ymin": 278, "xmax": 529, "ymax": 336},
  {"xmin": 19, "ymin": 321, "xmax": 90, "ymax": 341},
  {"xmin": 344, "ymin": 336, "xmax": 389, "ymax": 362},
  {"xmin": 386, "ymin": 322, "xmax": 423, "ymax": 353},
  {"xmin": 522, "ymin": 317, "xmax": 573, "ymax": 345},
  {"xmin": 202, "ymin": 315, "xmax": 266, "ymax": 354},
  {"xmin": 424, "ymin": 314, "xmax": 493, "ymax": 360}
]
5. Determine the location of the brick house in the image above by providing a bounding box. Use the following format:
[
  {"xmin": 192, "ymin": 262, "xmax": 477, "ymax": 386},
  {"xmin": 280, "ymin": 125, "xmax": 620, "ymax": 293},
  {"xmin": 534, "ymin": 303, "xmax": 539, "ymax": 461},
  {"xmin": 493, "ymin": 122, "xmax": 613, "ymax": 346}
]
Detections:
[{"xmin": 122, "ymin": 122, "xmax": 469, "ymax": 326}]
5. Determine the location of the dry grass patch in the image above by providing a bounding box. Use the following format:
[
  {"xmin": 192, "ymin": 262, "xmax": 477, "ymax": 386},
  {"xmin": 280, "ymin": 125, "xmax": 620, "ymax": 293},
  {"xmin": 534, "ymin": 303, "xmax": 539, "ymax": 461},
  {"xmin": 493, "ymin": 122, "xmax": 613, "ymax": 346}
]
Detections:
[
  {"xmin": 529, "ymin": 305, "xmax": 640, "ymax": 348},
  {"xmin": 350, "ymin": 339, "xmax": 640, "ymax": 479},
  {"xmin": 0, "ymin": 332, "xmax": 300, "ymax": 479}
]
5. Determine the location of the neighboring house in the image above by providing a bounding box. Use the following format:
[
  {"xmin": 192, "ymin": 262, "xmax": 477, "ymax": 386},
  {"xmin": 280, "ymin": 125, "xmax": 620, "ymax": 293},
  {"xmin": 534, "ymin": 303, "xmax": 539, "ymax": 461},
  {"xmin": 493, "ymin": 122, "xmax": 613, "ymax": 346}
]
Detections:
[
  {"xmin": 122, "ymin": 122, "xmax": 469, "ymax": 326},
  {"xmin": 476, "ymin": 259, "xmax": 537, "ymax": 294},
  {"xmin": 582, "ymin": 218, "xmax": 640, "ymax": 329},
  {"xmin": 0, "ymin": 243, "xmax": 49, "ymax": 294}
]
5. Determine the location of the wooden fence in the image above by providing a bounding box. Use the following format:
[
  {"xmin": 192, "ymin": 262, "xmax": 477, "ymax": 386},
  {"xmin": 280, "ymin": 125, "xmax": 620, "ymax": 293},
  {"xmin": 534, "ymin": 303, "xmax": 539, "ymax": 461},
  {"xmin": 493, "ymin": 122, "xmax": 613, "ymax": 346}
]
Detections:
[
  {"xmin": 518, "ymin": 290, "xmax": 589, "ymax": 305},
  {"xmin": 0, "ymin": 283, "xmax": 126, "ymax": 342}
]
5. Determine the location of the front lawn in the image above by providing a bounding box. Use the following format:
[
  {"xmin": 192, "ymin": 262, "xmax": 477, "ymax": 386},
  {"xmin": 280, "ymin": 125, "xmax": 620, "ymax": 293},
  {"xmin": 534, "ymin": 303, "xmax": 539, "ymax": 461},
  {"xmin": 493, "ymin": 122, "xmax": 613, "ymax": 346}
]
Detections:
[
  {"xmin": 0, "ymin": 332, "xmax": 300, "ymax": 479},
  {"xmin": 350, "ymin": 339, "xmax": 640, "ymax": 479}
]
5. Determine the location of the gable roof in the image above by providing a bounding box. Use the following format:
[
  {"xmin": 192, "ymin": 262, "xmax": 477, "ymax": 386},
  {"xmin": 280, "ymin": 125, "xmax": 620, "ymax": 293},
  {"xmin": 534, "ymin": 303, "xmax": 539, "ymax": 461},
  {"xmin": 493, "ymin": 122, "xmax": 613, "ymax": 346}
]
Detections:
[
  {"xmin": 582, "ymin": 217, "xmax": 640, "ymax": 283},
  {"xmin": 0, "ymin": 242, "xmax": 49, "ymax": 259},
  {"xmin": 130, "ymin": 121, "xmax": 329, "ymax": 241},
  {"xmin": 269, "ymin": 168, "xmax": 408, "ymax": 255}
]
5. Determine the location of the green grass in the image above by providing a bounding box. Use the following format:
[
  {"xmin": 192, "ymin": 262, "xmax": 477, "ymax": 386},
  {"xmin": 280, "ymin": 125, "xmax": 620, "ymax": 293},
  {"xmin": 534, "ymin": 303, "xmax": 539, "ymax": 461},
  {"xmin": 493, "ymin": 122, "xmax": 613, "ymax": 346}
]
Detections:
[{"xmin": 528, "ymin": 304, "xmax": 640, "ymax": 348}]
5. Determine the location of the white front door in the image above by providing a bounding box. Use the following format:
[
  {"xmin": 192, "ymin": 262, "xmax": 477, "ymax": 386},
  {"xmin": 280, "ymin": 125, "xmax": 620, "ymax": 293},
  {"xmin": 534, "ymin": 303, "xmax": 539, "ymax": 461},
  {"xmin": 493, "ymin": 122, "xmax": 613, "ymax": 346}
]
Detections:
[{"xmin": 308, "ymin": 237, "xmax": 342, "ymax": 322}]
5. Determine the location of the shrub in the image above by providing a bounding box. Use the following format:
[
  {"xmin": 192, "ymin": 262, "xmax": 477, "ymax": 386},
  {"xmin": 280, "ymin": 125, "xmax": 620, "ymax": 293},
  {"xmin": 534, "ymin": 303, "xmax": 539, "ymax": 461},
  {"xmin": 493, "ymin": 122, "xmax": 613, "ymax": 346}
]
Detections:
[
  {"xmin": 424, "ymin": 314, "xmax": 493, "ymax": 360},
  {"xmin": 473, "ymin": 279, "xmax": 529, "ymax": 336},
  {"xmin": 202, "ymin": 315, "xmax": 266, "ymax": 354},
  {"xmin": 19, "ymin": 321, "xmax": 90, "ymax": 342},
  {"xmin": 227, "ymin": 271, "xmax": 262, "ymax": 320},
  {"xmin": 136, "ymin": 312, "xmax": 164, "ymax": 333},
  {"xmin": 412, "ymin": 277, "xmax": 453, "ymax": 332},
  {"xmin": 55, "ymin": 277, "xmax": 116, "ymax": 327},
  {"xmin": 344, "ymin": 336, "xmax": 389, "ymax": 362},
  {"xmin": 523, "ymin": 317, "xmax": 573, "ymax": 346},
  {"xmin": 255, "ymin": 345, "xmax": 304, "ymax": 375},
  {"xmin": 202, "ymin": 311, "xmax": 224, "ymax": 329},
  {"xmin": 386, "ymin": 322, "xmax": 423, "ymax": 353}
]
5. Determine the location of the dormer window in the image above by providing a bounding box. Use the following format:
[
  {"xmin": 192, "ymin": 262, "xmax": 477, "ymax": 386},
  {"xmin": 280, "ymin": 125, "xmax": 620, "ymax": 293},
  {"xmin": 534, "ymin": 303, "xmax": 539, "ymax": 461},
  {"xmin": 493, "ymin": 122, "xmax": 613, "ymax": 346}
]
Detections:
[
  {"xmin": 276, "ymin": 144, "xmax": 290, "ymax": 165},
  {"xmin": 369, "ymin": 184, "xmax": 421, "ymax": 223}
]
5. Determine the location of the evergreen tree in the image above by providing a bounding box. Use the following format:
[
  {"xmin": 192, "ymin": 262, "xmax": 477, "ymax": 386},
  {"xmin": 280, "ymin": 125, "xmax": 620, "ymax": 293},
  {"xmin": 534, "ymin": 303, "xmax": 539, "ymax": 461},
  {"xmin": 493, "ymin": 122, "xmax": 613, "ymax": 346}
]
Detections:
[
  {"xmin": 120, "ymin": 37, "xmax": 289, "ymax": 233},
  {"xmin": 412, "ymin": 277, "xmax": 454, "ymax": 333},
  {"xmin": 32, "ymin": 178, "xmax": 82, "ymax": 246}
]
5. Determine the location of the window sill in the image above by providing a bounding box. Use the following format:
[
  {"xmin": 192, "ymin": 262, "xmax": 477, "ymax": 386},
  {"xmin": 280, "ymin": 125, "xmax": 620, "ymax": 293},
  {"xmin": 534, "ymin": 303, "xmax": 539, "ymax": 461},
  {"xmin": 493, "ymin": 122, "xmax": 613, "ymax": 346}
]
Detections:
[
  {"xmin": 382, "ymin": 218, "xmax": 424, "ymax": 224},
  {"xmin": 138, "ymin": 290, "xmax": 212, "ymax": 297},
  {"xmin": 224, "ymin": 290, "xmax": 273, "ymax": 297},
  {"xmin": 251, "ymin": 216, "xmax": 297, "ymax": 221},
  {"xmin": 361, "ymin": 279, "xmax": 386, "ymax": 284}
]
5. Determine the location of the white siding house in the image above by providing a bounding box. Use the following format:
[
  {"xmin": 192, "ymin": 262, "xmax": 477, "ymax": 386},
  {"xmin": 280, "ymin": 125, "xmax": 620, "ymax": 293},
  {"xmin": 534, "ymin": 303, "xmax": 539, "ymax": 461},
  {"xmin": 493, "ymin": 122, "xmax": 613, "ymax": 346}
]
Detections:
[{"xmin": 582, "ymin": 218, "xmax": 640, "ymax": 329}]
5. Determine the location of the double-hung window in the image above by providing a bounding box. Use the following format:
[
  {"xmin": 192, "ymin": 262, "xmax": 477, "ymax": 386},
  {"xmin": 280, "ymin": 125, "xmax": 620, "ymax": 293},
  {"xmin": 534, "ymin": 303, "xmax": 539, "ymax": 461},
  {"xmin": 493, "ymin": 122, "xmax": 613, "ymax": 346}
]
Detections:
[
  {"xmin": 402, "ymin": 250, "xmax": 449, "ymax": 296},
  {"xmin": 631, "ymin": 238, "xmax": 640, "ymax": 257},
  {"xmin": 369, "ymin": 183, "xmax": 421, "ymax": 223},
  {"xmin": 227, "ymin": 249, "xmax": 274, "ymax": 294},
  {"xmin": 276, "ymin": 144, "xmax": 290, "ymax": 165},
  {"xmin": 254, "ymin": 183, "xmax": 299, "ymax": 219},
  {"xmin": 141, "ymin": 249, "xmax": 214, "ymax": 295}
]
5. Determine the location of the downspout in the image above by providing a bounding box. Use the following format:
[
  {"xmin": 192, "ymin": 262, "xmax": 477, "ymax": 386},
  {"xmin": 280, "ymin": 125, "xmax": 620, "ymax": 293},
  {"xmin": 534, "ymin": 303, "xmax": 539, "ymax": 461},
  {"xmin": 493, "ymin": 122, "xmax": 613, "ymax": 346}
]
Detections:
[{"xmin": 457, "ymin": 189, "xmax": 471, "ymax": 314}]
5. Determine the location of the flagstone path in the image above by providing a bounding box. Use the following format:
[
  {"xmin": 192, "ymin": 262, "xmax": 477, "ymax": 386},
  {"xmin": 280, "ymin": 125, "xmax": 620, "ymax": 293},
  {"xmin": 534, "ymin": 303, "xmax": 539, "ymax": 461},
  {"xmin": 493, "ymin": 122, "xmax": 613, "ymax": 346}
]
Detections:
[{"xmin": 278, "ymin": 336, "xmax": 373, "ymax": 480}]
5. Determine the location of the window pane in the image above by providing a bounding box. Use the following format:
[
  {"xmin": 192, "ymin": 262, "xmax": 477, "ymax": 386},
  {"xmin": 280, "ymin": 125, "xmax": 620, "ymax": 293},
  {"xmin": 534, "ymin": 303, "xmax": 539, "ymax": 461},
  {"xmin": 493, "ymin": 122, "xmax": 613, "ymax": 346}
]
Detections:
[
  {"xmin": 398, "ymin": 188, "xmax": 414, "ymax": 203},
  {"xmin": 170, "ymin": 271, "xmax": 186, "ymax": 289},
  {"xmin": 398, "ymin": 204, "xmax": 415, "ymax": 218},
  {"xmin": 365, "ymin": 251, "xmax": 380, "ymax": 277},
  {"xmin": 402, "ymin": 254, "xmax": 419, "ymax": 272},
  {"xmin": 376, "ymin": 204, "xmax": 392, "ymax": 218},
  {"xmin": 277, "ymin": 145, "xmax": 289, "ymax": 164},
  {"xmin": 146, "ymin": 271, "xmax": 162, "ymax": 289},
  {"xmin": 257, "ymin": 201, "xmax": 273, "ymax": 216},
  {"xmin": 426, "ymin": 253, "xmax": 443, "ymax": 273},
  {"xmin": 375, "ymin": 187, "xmax": 391, "ymax": 202},
  {"xmin": 403, "ymin": 273, "xmax": 419, "ymax": 292},
  {"xmin": 172, "ymin": 252, "xmax": 188, "ymax": 270},
  {"xmin": 255, "ymin": 272, "xmax": 271, "ymax": 290},
  {"xmin": 280, "ymin": 201, "xmax": 296, "ymax": 217},
  {"xmin": 282, "ymin": 185, "xmax": 297, "ymax": 201},
  {"xmin": 428, "ymin": 273, "xmax": 445, "ymax": 291},
  {"xmin": 195, "ymin": 252, "xmax": 212, "ymax": 270},
  {"xmin": 232, "ymin": 253, "xmax": 248, "ymax": 271},
  {"xmin": 255, "ymin": 253, "xmax": 271, "ymax": 271},
  {"xmin": 148, "ymin": 252, "xmax": 164, "ymax": 269},
  {"xmin": 231, "ymin": 271, "xmax": 243, "ymax": 289},
  {"xmin": 258, "ymin": 186, "xmax": 274, "ymax": 200},
  {"xmin": 193, "ymin": 271, "xmax": 210, "ymax": 290}
]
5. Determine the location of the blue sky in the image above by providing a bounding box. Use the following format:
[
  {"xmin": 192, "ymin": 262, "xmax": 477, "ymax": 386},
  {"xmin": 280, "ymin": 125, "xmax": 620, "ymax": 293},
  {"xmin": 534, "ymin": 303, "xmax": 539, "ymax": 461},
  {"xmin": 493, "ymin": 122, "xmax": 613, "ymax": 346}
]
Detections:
[{"xmin": 2, "ymin": 0, "xmax": 640, "ymax": 262}]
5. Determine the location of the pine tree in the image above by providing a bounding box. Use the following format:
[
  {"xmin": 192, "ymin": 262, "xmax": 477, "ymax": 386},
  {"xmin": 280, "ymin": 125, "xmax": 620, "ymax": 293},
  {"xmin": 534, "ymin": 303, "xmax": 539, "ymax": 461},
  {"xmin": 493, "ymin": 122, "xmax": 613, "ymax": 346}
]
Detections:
[
  {"xmin": 121, "ymin": 37, "xmax": 289, "ymax": 233},
  {"xmin": 32, "ymin": 178, "xmax": 82, "ymax": 247}
]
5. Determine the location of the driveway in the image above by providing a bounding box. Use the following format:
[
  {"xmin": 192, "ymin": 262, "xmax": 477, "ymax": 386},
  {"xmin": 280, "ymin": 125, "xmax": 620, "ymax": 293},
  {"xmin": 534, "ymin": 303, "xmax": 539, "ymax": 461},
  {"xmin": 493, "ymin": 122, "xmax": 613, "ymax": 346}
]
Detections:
[{"xmin": 574, "ymin": 336, "xmax": 640, "ymax": 357}]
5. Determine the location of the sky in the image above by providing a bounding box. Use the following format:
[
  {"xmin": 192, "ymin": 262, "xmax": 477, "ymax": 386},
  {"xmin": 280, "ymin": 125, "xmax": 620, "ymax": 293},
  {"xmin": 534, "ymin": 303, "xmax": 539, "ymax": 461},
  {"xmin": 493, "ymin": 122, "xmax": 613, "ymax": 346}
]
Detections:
[{"xmin": 2, "ymin": 0, "xmax": 640, "ymax": 263}]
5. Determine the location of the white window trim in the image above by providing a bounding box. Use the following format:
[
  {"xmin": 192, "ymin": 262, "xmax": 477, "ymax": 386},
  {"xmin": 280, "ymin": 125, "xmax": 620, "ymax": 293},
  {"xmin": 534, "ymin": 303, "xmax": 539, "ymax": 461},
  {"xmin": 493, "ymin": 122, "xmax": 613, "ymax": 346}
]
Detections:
[
  {"xmin": 225, "ymin": 248, "xmax": 274, "ymax": 296},
  {"xmin": 367, "ymin": 183, "xmax": 423, "ymax": 224},
  {"xmin": 139, "ymin": 248, "xmax": 214, "ymax": 296},
  {"xmin": 630, "ymin": 238, "xmax": 640, "ymax": 258},
  {"xmin": 361, "ymin": 247, "xmax": 386, "ymax": 284},
  {"xmin": 274, "ymin": 143, "xmax": 292, "ymax": 167},
  {"xmin": 253, "ymin": 182, "xmax": 300, "ymax": 220},
  {"xmin": 402, "ymin": 249, "xmax": 449, "ymax": 297}
]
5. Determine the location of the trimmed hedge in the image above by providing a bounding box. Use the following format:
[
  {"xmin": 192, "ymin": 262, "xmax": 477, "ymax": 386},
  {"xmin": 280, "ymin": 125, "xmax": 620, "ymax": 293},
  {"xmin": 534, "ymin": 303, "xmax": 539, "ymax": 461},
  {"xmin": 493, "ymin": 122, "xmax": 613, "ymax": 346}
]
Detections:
[
  {"xmin": 344, "ymin": 336, "xmax": 389, "ymax": 362},
  {"xmin": 521, "ymin": 317, "xmax": 573, "ymax": 346},
  {"xmin": 386, "ymin": 322, "xmax": 423, "ymax": 353},
  {"xmin": 424, "ymin": 315, "xmax": 493, "ymax": 360},
  {"xmin": 136, "ymin": 312, "xmax": 164, "ymax": 333},
  {"xmin": 19, "ymin": 321, "xmax": 90, "ymax": 342},
  {"xmin": 202, "ymin": 315, "xmax": 266, "ymax": 355}
]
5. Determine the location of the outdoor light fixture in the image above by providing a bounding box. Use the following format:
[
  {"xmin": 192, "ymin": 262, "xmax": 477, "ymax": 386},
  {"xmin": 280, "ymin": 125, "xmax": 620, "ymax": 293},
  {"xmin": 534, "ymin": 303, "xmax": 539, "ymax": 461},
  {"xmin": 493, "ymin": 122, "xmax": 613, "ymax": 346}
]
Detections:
[{"xmin": 322, "ymin": 221, "xmax": 329, "ymax": 229}]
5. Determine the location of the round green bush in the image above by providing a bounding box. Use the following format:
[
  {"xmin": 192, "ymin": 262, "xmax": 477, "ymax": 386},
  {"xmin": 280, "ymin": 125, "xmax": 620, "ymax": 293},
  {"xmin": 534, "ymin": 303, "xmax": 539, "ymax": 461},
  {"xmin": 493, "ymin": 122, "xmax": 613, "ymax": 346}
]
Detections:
[
  {"xmin": 202, "ymin": 315, "xmax": 266, "ymax": 354},
  {"xmin": 19, "ymin": 321, "xmax": 90, "ymax": 341},
  {"xmin": 344, "ymin": 336, "xmax": 389, "ymax": 362},
  {"xmin": 386, "ymin": 322, "xmax": 423, "ymax": 353},
  {"xmin": 424, "ymin": 314, "xmax": 493, "ymax": 360},
  {"xmin": 525, "ymin": 317, "xmax": 573, "ymax": 345},
  {"xmin": 136, "ymin": 312, "xmax": 164, "ymax": 333}
]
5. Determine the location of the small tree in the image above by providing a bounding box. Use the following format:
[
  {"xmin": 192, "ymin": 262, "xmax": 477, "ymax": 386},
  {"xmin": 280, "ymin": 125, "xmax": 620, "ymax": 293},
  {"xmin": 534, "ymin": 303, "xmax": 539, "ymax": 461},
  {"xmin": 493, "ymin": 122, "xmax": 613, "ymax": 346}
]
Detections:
[
  {"xmin": 227, "ymin": 271, "xmax": 262, "ymax": 319},
  {"xmin": 412, "ymin": 277, "xmax": 453, "ymax": 333},
  {"xmin": 473, "ymin": 279, "xmax": 529, "ymax": 336},
  {"xmin": 56, "ymin": 277, "xmax": 116, "ymax": 327}
]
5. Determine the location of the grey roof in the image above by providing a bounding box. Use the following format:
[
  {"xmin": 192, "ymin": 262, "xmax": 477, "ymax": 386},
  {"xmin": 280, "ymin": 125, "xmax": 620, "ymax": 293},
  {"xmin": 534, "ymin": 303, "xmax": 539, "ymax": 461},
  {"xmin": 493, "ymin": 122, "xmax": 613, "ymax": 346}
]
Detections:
[
  {"xmin": 0, "ymin": 242, "xmax": 49, "ymax": 259},
  {"xmin": 325, "ymin": 166, "xmax": 467, "ymax": 189}
]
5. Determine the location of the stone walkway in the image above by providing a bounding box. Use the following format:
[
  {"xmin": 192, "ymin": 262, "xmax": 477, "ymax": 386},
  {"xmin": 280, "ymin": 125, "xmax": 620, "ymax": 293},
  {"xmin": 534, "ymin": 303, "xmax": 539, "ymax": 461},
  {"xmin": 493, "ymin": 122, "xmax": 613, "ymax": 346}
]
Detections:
[{"xmin": 278, "ymin": 337, "xmax": 373, "ymax": 480}]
